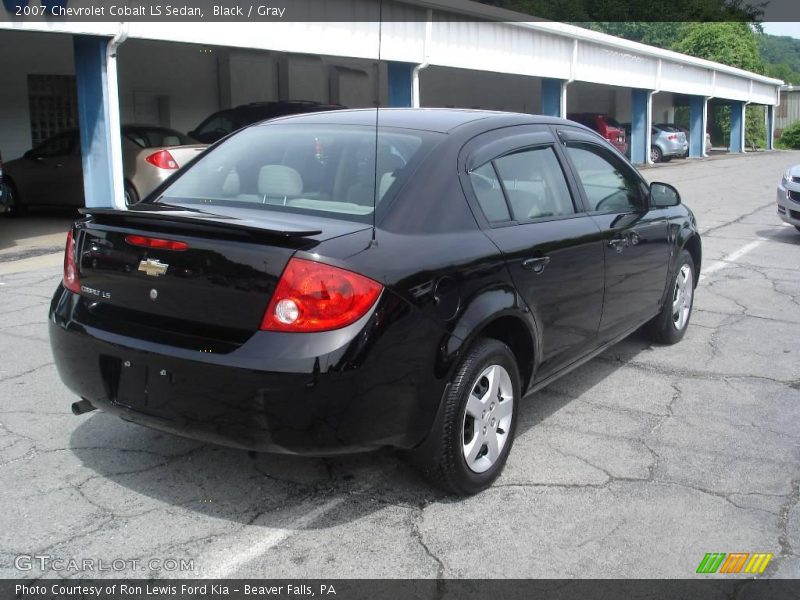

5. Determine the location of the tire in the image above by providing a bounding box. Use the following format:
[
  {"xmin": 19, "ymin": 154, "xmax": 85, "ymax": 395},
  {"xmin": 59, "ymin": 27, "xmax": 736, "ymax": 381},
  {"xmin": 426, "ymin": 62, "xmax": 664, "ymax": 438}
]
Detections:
[
  {"xmin": 645, "ymin": 249, "xmax": 695, "ymax": 344},
  {"xmin": 409, "ymin": 338, "xmax": 521, "ymax": 495},
  {"xmin": 650, "ymin": 146, "xmax": 663, "ymax": 163},
  {"xmin": 795, "ymin": 226, "xmax": 800, "ymax": 233},
  {"xmin": 1, "ymin": 180, "xmax": 24, "ymax": 217},
  {"xmin": 124, "ymin": 181, "xmax": 139, "ymax": 207}
]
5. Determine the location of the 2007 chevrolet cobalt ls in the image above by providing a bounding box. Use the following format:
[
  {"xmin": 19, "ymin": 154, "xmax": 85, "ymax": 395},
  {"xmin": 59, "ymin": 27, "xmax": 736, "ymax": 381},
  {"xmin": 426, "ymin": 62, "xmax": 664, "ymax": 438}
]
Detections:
[{"xmin": 50, "ymin": 109, "xmax": 700, "ymax": 495}]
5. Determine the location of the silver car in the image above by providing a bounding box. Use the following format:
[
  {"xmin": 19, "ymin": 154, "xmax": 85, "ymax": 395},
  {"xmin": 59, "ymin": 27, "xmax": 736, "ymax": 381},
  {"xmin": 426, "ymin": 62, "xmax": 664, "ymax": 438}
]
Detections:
[
  {"xmin": 2, "ymin": 125, "xmax": 206, "ymax": 215},
  {"xmin": 776, "ymin": 165, "xmax": 800, "ymax": 232},
  {"xmin": 651, "ymin": 125, "xmax": 689, "ymax": 163}
]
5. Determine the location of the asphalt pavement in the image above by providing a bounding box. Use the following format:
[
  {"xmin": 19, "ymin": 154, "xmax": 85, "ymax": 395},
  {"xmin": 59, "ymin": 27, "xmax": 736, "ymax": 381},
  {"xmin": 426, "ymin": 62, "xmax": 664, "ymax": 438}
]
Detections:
[{"xmin": 0, "ymin": 151, "xmax": 798, "ymax": 579}]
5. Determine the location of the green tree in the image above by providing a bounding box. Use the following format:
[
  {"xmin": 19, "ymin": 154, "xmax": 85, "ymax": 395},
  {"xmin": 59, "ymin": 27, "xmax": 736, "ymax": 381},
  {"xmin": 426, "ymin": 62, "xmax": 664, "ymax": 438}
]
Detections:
[
  {"xmin": 776, "ymin": 121, "xmax": 800, "ymax": 149},
  {"xmin": 671, "ymin": 22, "xmax": 764, "ymax": 73}
]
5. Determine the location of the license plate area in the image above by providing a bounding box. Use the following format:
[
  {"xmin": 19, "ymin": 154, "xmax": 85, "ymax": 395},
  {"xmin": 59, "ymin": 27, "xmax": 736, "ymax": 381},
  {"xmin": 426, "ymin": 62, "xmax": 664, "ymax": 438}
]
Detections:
[{"xmin": 101, "ymin": 354, "xmax": 175, "ymax": 417}]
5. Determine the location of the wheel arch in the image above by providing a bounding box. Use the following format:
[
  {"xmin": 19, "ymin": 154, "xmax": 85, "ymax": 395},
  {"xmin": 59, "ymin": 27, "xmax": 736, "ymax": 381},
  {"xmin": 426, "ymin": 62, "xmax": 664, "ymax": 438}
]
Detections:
[
  {"xmin": 681, "ymin": 232, "xmax": 702, "ymax": 286},
  {"xmin": 475, "ymin": 315, "xmax": 536, "ymax": 392},
  {"xmin": 439, "ymin": 285, "xmax": 540, "ymax": 393}
]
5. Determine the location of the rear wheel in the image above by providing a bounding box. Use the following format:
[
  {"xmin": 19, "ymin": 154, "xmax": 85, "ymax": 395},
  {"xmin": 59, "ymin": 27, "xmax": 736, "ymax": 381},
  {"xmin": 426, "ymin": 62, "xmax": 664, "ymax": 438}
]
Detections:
[
  {"xmin": 645, "ymin": 249, "xmax": 695, "ymax": 344},
  {"xmin": 410, "ymin": 338, "xmax": 520, "ymax": 495},
  {"xmin": 124, "ymin": 181, "xmax": 139, "ymax": 207},
  {"xmin": 650, "ymin": 146, "xmax": 663, "ymax": 163}
]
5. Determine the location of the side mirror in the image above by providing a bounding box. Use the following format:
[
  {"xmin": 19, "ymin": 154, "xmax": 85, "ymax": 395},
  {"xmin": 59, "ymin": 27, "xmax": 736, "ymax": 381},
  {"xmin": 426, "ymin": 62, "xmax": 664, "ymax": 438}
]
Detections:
[
  {"xmin": 650, "ymin": 182, "xmax": 681, "ymax": 208},
  {"xmin": 23, "ymin": 149, "xmax": 35, "ymax": 160}
]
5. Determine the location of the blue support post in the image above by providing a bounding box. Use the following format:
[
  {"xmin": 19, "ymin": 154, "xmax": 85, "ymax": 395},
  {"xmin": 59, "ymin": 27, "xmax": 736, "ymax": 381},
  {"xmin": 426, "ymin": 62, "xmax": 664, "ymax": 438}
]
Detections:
[
  {"xmin": 630, "ymin": 89, "xmax": 650, "ymax": 165},
  {"xmin": 767, "ymin": 104, "xmax": 775, "ymax": 150},
  {"xmin": 689, "ymin": 96, "xmax": 706, "ymax": 158},
  {"xmin": 74, "ymin": 35, "xmax": 118, "ymax": 208},
  {"xmin": 387, "ymin": 61, "xmax": 414, "ymax": 108},
  {"xmin": 729, "ymin": 101, "xmax": 745, "ymax": 153},
  {"xmin": 541, "ymin": 78, "xmax": 563, "ymax": 117}
]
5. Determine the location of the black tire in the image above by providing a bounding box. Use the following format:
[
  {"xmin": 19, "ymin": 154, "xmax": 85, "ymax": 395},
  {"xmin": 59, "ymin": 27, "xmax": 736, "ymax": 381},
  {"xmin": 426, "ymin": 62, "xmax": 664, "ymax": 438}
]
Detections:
[
  {"xmin": 650, "ymin": 146, "xmax": 663, "ymax": 163},
  {"xmin": 645, "ymin": 249, "xmax": 695, "ymax": 344},
  {"xmin": 409, "ymin": 338, "xmax": 521, "ymax": 495},
  {"xmin": 124, "ymin": 181, "xmax": 139, "ymax": 207},
  {"xmin": 1, "ymin": 180, "xmax": 25, "ymax": 217}
]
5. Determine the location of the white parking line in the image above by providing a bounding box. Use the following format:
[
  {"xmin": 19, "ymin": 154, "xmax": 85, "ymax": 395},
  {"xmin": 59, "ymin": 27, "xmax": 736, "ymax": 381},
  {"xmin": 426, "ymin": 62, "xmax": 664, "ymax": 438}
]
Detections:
[
  {"xmin": 699, "ymin": 240, "xmax": 762, "ymax": 281},
  {"xmin": 203, "ymin": 496, "xmax": 346, "ymax": 578}
]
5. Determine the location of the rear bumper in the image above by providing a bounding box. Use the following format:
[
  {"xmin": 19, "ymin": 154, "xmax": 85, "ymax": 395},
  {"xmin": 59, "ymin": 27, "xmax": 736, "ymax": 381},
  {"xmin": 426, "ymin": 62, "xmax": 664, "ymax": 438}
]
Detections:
[
  {"xmin": 660, "ymin": 140, "xmax": 689, "ymax": 157},
  {"xmin": 49, "ymin": 285, "xmax": 440, "ymax": 455}
]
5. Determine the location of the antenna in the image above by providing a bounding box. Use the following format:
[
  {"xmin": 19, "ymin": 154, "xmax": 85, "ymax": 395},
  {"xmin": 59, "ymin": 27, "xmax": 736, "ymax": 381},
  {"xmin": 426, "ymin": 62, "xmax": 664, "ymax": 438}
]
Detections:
[{"xmin": 371, "ymin": 0, "xmax": 383, "ymax": 244}]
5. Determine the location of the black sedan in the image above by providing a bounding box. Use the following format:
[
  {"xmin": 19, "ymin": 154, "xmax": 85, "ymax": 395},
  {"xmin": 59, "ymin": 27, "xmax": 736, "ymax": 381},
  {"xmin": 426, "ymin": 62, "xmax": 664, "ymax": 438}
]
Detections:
[{"xmin": 49, "ymin": 109, "xmax": 701, "ymax": 495}]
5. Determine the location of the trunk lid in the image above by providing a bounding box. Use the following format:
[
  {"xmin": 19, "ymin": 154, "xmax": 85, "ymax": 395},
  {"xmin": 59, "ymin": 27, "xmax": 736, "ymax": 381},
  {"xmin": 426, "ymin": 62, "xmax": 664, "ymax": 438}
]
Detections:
[{"xmin": 73, "ymin": 204, "xmax": 369, "ymax": 348}]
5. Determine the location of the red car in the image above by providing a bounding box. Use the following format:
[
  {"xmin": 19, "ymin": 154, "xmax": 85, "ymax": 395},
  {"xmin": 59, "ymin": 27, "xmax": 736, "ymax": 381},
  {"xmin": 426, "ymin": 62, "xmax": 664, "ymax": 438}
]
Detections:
[{"xmin": 568, "ymin": 113, "xmax": 628, "ymax": 155}]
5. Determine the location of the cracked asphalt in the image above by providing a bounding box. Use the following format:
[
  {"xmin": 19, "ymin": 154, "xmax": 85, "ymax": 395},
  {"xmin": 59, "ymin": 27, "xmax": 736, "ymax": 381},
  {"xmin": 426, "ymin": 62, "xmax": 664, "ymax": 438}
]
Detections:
[{"xmin": 1, "ymin": 152, "xmax": 799, "ymax": 580}]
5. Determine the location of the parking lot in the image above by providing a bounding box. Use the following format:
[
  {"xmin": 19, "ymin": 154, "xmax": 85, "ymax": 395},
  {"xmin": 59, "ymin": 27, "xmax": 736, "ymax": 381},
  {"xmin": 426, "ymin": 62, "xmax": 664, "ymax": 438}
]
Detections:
[{"xmin": 1, "ymin": 151, "xmax": 799, "ymax": 579}]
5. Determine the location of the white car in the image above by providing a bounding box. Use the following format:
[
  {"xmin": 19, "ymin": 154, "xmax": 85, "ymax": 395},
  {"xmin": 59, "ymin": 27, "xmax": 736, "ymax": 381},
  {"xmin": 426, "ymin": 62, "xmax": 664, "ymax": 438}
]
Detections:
[{"xmin": 777, "ymin": 165, "xmax": 800, "ymax": 232}]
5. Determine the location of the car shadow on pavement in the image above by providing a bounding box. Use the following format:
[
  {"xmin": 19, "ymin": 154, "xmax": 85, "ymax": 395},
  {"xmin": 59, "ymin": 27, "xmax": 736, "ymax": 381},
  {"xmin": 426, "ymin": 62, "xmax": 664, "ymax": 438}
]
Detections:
[
  {"xmin": 67, "ymin": 332, "xmax": 651, "ymax": 528},
  {"xmin": 756, "ymin": 226, "xmax": 800, "ymax": 246}
]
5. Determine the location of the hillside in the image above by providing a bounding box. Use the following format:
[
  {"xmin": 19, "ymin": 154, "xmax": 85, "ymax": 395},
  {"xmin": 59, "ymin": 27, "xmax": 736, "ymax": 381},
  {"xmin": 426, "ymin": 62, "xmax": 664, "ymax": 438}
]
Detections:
[{"xmin": 759, "ymin": 34, "xmax": 800, "ymax": 84}]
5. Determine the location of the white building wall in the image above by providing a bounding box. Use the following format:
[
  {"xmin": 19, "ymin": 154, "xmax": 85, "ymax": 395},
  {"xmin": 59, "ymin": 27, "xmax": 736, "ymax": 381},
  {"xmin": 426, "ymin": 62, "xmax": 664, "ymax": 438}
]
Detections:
[
  {"xmin": 777, "ymin": 90, "xmax": 800, "ymax": 131},
  {"xmin": 117, "ymin": 40, "xmax": 221, "ymax": 135},
  {"xmin": 652, "ymin": 93, "xmax": 678, "ymax": 124},
  {"xmin": 0, "ymin": 31, "xmax": 74, "ymax": 160}
]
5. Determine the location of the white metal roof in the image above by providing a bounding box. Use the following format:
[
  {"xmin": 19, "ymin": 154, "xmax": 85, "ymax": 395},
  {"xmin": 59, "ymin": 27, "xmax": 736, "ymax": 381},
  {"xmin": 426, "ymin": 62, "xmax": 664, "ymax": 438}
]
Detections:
[{"xmin": 0, "ymin": 0, "xmax": 782, "ymax": 105}]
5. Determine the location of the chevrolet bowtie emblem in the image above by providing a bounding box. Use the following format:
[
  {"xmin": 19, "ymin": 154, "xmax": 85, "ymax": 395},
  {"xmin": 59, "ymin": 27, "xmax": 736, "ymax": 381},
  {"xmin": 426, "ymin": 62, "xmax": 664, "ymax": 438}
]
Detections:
[{"xmin": 138, "ymin": 258, "xmax": 169, "ymax": 277}]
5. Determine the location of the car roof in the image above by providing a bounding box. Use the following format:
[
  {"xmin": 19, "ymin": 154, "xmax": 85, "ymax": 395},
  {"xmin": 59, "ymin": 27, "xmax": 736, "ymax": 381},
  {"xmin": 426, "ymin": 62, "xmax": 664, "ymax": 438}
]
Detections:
[{"xmin": 259, "ymin": 108, "xmax": 573, "ymax": 134}]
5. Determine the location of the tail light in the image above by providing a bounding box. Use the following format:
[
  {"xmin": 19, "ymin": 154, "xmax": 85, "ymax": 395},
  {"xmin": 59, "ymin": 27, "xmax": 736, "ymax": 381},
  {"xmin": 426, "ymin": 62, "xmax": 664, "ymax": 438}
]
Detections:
[
  {"xmin": 125, "ymin": 234, "xmax": 188, "ymax": 251},
  {"xmin": 261, "ymin": 258, "xmax": 383, "ymax": 332},
  {"xmin": 668, "ymin": 134, "xmax": 678, "ymax": 141},
  {"xmin": 63, "ymin": 229, "xmax": 81, "ymax": 294},
  {"xmin": 145, "ymin": 149, "xmax": 179, "ymax": 170}
]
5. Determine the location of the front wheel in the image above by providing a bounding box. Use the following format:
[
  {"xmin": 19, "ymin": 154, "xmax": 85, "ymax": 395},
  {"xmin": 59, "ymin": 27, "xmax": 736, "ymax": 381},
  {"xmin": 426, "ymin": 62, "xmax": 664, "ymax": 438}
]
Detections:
[
  {"xmin": 410, "ymin": 338, "xmax": 520, "ymax": 495},
  {"xmin": 645, "ymin": 249, "xmax": 695, "ymax": 344}
]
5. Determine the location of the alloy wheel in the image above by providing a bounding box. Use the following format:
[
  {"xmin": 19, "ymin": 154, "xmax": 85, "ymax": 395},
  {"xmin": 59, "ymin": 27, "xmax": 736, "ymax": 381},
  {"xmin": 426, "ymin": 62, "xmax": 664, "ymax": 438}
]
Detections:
[
  {"xmin": 672, "ymin": 264, "xmax": 693, "ymax": 330},
  {"xmin": 462, "ymin": 364, "xmax": 514, "ymax": 474}
]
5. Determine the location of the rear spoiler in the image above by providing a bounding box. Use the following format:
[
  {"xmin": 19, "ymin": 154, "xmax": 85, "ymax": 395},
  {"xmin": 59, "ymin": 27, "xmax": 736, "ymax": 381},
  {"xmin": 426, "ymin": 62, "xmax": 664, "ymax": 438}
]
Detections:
[{"xmin": 78, "ymin": 207, "xmax": 323, "ymax": 238}]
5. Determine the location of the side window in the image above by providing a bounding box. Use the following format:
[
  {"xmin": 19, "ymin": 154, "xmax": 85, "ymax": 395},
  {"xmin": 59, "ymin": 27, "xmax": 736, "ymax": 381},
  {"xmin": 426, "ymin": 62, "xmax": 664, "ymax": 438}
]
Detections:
[
  {"xmin": 469, "ymin": 162, "xmax": 511, "ymax": 224},
  {"xmin": 493, "ymin": 147, "xmax": 575, "ymax": 221},
  {"xmin": 195, "ymin": 112, "xmax": 234, "ymax": 138},
  {"xmin": 565, "ymin": 143, "xmax": 643, "ymax": 212}
]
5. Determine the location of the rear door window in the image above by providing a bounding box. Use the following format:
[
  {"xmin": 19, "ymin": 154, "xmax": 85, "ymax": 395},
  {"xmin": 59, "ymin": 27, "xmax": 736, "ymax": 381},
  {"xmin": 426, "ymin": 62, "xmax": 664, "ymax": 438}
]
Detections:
[
  {"xmin": 493, "ymin": 147, "xmax": 576, "ymax": 221},
  {"xmin": 469, "ymin": 145, "xmax": 576, "ymax": 225},
  {"xmin": 469, "ymin": 163, "xmax": 510, "ymax": 224}
]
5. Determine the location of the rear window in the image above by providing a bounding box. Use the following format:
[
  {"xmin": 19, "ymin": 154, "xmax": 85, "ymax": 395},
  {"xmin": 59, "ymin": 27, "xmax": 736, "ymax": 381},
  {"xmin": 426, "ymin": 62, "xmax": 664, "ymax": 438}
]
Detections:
[
  {"xmin": 125, "ymin": 128, "xmax": 194, "ymax": 148},
  {"xmin": 152, "ymin": 124, "xmax": 438, "ymax": 223}
]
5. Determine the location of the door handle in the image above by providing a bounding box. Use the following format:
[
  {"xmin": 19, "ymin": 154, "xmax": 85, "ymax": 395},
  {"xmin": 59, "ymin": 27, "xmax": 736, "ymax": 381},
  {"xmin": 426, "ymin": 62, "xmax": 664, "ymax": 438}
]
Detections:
[{"xmin": 522, "ymin": 256, "xmax": 550, "ymax": 274}]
